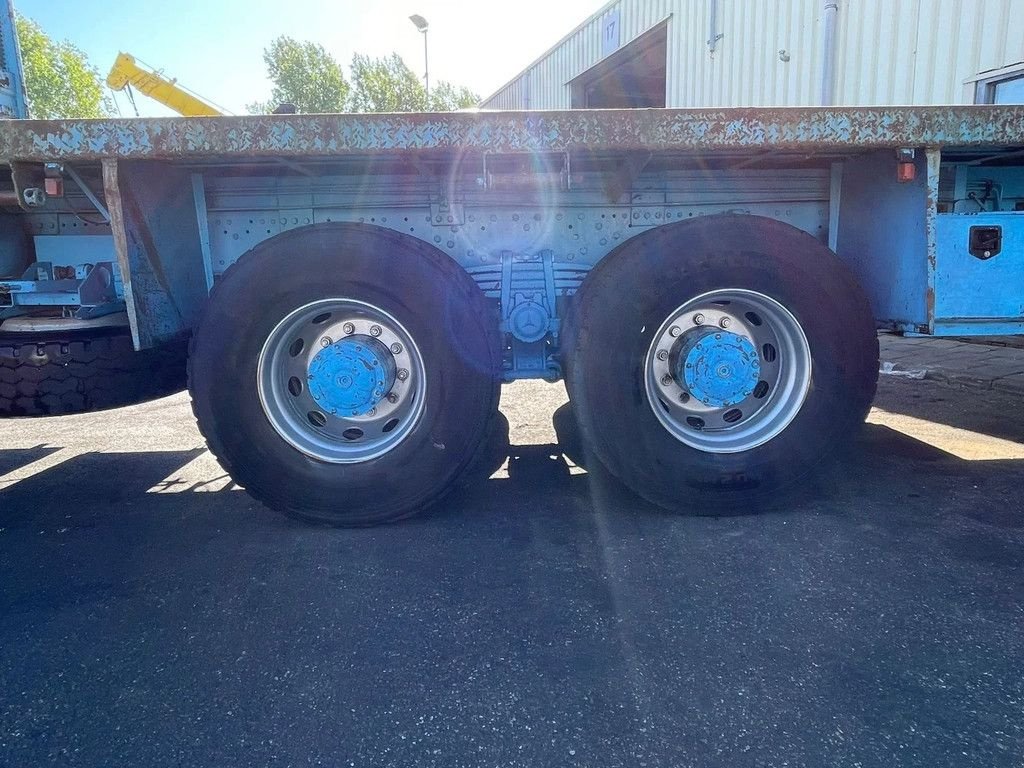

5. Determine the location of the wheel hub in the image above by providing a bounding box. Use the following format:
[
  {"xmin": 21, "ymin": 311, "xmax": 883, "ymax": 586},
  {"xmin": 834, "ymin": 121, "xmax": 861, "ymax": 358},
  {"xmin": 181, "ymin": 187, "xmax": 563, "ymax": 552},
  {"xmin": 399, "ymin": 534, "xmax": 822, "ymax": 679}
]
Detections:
[
  {"xmin": 307, "ymin": 335, "xmax": 396, "ymax": 417},
  {"xmin": 678, "ymin": 330, "xmax": 760, "ymax": 408}
]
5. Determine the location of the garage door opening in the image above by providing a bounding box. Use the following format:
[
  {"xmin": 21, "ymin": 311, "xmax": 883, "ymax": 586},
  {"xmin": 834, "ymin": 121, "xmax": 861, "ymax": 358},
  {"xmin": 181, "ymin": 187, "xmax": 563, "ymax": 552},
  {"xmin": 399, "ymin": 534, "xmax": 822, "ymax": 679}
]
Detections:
[{"xmin": 570, "ymin": 22, "xmax": 668, "ymax": 109}]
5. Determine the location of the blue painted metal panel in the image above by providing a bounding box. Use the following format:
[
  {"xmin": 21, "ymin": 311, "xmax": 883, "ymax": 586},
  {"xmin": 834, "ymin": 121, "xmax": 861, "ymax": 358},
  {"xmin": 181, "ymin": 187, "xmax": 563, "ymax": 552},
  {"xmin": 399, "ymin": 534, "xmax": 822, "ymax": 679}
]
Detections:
[
  {"xmin": 106, "ymin": 161, "xmax": 212, "ymax": 348},
  {"xmin": 834, "ymin": 149, "xmax": 930, "ymax": 332},
  {"xmin": 933, "ymin": 213, "xmax": 1024, "ymax": 333},
  {"xmin": 1, "ymin": 107, "xmax": 1023, "ymax": 162}
]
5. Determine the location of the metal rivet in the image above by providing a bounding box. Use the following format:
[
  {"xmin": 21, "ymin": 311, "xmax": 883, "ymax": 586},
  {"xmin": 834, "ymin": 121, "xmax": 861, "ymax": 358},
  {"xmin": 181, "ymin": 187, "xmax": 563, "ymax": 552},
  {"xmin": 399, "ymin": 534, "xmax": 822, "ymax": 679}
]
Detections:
[
  {"xmin": 320, "ymin": 337, "xmax": 332, "ymax": 347},
  {"xmin": 370, "ymin": 325, "xmax": 382, "ymax": 337},
  {"xmin": 397, "ymin": 369, "xmax": 409, "ymax": 381},
  {"xmin": 693, "ymin": 313, "xmax": 705, "ymax": 325},
  {"xmin": 720, "ymin": 317, "xmax": 731, "ymax": 329},
  {"xmin": 390, "ymin": 343, "xmax": 403, "ymax": 354},
  {"xmin": 656, "ymin": 350, "xmax": 669, "ymax": 361},
  {"xmin": 342, "ymin": 322, "xmax": 355, "ymax": 335},
  {"xmin": 669, "ymin": 326, "xmax": 682, "ymax": 337},
  {"xmin": 715, "ymin": 334, "xmax": 722, "ymax": 340}
]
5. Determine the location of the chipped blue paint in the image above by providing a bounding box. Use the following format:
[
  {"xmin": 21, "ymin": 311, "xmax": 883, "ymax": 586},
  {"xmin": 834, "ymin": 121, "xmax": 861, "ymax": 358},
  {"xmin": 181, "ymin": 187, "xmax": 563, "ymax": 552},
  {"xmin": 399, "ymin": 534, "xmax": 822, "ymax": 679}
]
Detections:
[{"xmin": 0, "ymin": 107, "xmax": 1022, "ymax": 162}]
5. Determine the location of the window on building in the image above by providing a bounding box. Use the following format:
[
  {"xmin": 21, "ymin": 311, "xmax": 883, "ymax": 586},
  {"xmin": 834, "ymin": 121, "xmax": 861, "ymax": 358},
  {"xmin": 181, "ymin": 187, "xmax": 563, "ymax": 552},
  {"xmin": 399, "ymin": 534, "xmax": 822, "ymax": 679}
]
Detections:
[
  {"xmin": 570, "ymin": 22, "xmax": 668, "ymax": 109},
  {"xmin": 973, "ymin": 65, "xmax": 1024, "ymax": 104}
]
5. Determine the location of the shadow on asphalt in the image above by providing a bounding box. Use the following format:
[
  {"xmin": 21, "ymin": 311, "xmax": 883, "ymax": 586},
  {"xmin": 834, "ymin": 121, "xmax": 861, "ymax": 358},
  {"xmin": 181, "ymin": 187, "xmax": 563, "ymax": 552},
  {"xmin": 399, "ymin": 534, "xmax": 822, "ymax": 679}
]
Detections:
[
  {"xmin": 1, "ymin": 415, "xmax": 1021, "ymax": 533},
  {"xmin": 872, "ymin": 374, "xmax": 1024, "ymax": 444}
]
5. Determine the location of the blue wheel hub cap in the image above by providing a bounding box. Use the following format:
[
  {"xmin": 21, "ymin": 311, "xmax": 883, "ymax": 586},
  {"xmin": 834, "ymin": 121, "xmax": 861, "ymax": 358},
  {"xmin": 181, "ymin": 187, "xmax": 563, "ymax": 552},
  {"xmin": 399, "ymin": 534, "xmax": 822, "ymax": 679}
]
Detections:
[
  {"xmin": 679, "ymin": 331, "xmax": 760, "ymax": 408},
  {"xmin": 307, "ymin": 335, "xmax": 396, "ymax": 417}
]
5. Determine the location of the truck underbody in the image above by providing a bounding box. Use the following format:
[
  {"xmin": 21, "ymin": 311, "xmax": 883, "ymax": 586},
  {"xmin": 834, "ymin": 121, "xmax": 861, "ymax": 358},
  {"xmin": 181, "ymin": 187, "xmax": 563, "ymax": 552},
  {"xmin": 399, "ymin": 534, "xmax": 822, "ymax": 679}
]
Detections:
[{"xmin": 1, "ymin": 106, "xmax": 1022, "ymax": 523}]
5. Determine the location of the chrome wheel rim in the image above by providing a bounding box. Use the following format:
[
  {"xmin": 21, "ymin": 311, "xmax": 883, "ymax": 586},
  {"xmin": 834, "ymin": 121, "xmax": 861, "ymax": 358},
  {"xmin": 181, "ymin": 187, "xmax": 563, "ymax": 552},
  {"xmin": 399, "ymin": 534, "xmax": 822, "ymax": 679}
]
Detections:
[
  {"xmin": 644, "ymin": 288, "xmax": 812, "ymax": 454},
  {"xmin": 258, "ymin": 299, "xmax": 426, "ymax": 463}
]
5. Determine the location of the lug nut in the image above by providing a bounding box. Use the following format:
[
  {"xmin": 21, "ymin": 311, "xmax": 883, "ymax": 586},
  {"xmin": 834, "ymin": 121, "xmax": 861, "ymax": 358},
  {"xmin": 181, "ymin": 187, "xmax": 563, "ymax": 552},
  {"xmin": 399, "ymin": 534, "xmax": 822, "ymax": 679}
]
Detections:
[
  {"xmin": 390, "ymin": 343, "xmax": 403, "ymax": 355},
  {"xmin": 320, "ymin": 336, "xmax": 332, "ymax": 347},
  {"xmin": 387, "ymin": 393, "xmax": 399, "ymax": 404},
  {"xmin": 370, "ymin": 325, "xmax": 382, "ymax": 337},
  {"xmin": 368, "ymin": 407, "xmax": 377, "ymax": 417},
  {"xmin": 669, "ymin": 326, "xmax": 682, "ymax": 337},
  {"xmin": 661, "ymin": 374, "xmax": 673, "ymax": 386},
  {"xmin": 720, "ymin": 317, "xmax": 731, "ymax": 329},
  {"xmin": 397, "ymin": 369, "xmax": 409, "ymax": 381},
  {"xmin": 693, "ymin": 313, "xmax": 705, "ymax": 325},
  {"xmin": 656, "ymin": 350, "xmax": 669, "ymax": 361},
  {"xmin": 342, "ymin": 322, "xmax": 355, "ymax": 335}
]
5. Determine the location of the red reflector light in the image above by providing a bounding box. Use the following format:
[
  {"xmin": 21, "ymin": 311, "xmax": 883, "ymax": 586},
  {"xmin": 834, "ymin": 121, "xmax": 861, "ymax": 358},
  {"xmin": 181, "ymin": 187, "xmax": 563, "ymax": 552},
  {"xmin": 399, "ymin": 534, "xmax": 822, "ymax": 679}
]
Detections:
[
  {"xmin": 897, "ymin": 162, "xmax": 916, "ymax": 183},
  {"xmin": 43, "ymin": 177, "xmax": 64, "ymax": 197}
]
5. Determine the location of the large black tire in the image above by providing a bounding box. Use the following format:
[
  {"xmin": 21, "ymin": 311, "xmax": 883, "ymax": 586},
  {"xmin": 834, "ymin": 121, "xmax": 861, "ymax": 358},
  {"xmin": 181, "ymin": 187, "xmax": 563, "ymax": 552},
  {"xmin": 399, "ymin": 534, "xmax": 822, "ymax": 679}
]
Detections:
[
  {"xmin": 0, "ymin": 328, "xmax": 187, "ymax": 417},
  {"xmin": 188, "ymin": 223, "xmax": 501, "ymax": 526},
  {"xmin": 564, "ymin": 214, "xmax": 878, "ymax": 511}
]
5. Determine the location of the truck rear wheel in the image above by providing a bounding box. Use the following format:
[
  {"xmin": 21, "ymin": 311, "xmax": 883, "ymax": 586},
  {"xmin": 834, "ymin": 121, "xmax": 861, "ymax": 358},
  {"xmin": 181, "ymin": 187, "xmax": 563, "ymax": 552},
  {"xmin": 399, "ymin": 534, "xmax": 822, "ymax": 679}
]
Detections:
[
  {"xmin": 0, "ymin": 328, "xmax": 186, "ymax": 417},
  {"xmin": 188, "ymin": 223, "xmax": 500, "ymax": 526},
  {"xmin": 564, "ymin": 214, "xmax": 878, "ymax": 511}
]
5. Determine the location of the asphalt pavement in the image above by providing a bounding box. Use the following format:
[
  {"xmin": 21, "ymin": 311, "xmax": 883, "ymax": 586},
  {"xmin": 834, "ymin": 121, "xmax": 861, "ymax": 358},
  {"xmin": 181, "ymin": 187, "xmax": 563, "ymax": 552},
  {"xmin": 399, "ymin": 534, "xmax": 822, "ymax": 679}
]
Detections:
[{"xmin": 1, "ymin": 375, "xmax": 1022, "ymax": 767}]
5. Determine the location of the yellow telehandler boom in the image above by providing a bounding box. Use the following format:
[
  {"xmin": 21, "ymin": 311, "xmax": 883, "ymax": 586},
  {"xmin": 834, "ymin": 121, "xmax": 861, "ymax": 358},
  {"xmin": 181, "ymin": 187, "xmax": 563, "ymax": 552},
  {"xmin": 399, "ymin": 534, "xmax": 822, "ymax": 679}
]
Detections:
[{"xmin": 105, "ymin": 52, "xmax": 222, "ymax": 117}]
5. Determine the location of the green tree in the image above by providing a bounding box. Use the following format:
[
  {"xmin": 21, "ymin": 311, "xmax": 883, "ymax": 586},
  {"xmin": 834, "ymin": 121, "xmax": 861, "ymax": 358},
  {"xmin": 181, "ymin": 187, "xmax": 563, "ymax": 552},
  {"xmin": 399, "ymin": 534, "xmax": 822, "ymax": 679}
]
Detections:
[
  {"xmin": 348, "ymin": 53, "xmax": 427, "ymax": 113},
  {"xmin": 16, "ymin": 15, "xmax": 111, "ymax": 119},
  {"xmin": 427, "ymin": 82, "xmax": 480, "ymax": 111},
  {"xmin": 250, "ymin": 37, "xmax": 479, "ymax": 114},
  {"xmin": 248, "ymin": 36, "xmax": 350, "ymax": 114},
  {"xmin": 347, "ymin": 54, "xmax": 479, "ymax": 113}
]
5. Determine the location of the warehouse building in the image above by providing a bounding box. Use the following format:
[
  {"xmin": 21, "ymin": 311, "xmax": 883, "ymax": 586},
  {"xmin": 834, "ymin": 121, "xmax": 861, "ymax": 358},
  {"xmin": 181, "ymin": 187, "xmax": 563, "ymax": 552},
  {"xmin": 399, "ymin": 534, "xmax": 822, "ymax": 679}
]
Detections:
[{"xmin": 481, "ymin": 0, "xmax": 1024, "ymax": 109}]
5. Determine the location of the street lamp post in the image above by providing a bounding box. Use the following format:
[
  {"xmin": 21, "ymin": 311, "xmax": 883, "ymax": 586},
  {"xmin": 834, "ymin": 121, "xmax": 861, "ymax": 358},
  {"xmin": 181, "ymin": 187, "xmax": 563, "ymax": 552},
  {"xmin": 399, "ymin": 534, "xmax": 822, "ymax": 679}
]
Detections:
[{"xmin": 409, "ymin": 14, "xmax": 429, "ymax": 104}]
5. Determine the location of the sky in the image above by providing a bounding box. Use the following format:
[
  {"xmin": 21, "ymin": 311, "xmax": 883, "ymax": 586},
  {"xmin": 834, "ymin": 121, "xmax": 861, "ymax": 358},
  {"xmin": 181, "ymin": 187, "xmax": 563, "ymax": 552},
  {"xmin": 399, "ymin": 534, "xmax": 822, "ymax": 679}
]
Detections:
[{"xmin": 15, "ymin": 0, "xmax": 606, "ymax": 117}]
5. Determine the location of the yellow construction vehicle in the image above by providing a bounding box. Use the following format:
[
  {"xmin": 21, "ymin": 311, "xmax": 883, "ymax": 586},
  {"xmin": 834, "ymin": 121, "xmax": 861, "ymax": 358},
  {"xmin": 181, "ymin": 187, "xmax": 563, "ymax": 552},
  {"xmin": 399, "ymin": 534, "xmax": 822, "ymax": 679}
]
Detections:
[{"xmin": 106, "ymin": 53, "xmax": 222, "ymax": 117}]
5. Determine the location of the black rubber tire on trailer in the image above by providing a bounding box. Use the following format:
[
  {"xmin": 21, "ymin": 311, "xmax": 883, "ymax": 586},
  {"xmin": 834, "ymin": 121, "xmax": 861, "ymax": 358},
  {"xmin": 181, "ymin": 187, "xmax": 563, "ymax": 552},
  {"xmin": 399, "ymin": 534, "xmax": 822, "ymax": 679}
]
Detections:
[
  {"xmin": 0, "ymin": 329, "xmax": 187, "ymax": 417},
  {"xmin": 563, "ymin": 214, "xmax": 879, "ymax": 512},
  {"xmin": 188, "ymin": 223, "xmax": 501, "ymax": 526}
]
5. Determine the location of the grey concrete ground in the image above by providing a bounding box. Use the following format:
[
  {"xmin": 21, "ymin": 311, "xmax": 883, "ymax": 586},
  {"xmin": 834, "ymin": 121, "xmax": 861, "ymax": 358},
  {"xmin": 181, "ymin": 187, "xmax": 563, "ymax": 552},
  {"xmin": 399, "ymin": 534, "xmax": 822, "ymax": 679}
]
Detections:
[
  {"xmin": 1, "ymin": 367, "xmax": 1023, "ymax": 767},
  {"xmin": 880, "ymin": 333, "xmax": 1024, "ymax": 394}
]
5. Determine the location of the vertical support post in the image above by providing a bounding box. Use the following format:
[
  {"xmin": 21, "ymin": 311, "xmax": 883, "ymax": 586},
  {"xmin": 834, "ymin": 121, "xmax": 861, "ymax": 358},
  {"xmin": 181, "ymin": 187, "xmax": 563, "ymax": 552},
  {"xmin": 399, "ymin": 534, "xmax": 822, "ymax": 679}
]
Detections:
[
  {"xmin": 707, "ymin": 0, "xmax": 724, "ymax": 53},
  {"xmin": 925, "ymin": 148, "xmax": 941, "ymax": 334},
  {"xmin": 820, "ymin": 1, "xmax": 839, "ymax": 105},
  {"xmin": 423, "ymin": 29, "xmax": 430, "ymax": 103},
  {"xmin": 102, "ymin": 158, "xmax": 143, "ymax": 350},
  {"xmin": 191, "ymin": 173, "xmax": 214, "ymax": 293},
  {"xmin": 828, "ymin": 161, "xmax": 843, "ymax": 252}
]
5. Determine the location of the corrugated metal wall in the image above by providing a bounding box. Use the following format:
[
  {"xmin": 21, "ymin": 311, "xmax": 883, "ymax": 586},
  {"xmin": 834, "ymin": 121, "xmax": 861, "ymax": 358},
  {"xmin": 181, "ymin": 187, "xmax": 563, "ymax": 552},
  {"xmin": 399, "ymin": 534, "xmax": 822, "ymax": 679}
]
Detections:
[{"xmin": 482, "ymin": 0, "xmax": 1024, "ymax": 109}]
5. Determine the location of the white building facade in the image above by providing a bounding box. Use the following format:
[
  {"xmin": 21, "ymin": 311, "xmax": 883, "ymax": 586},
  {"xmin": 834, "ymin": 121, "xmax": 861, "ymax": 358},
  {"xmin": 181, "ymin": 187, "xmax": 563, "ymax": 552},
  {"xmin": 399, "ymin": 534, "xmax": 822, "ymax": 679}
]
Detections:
[{"xmin": 481, "ymin": 0, "xmax": 1024, "ymax": 110}]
